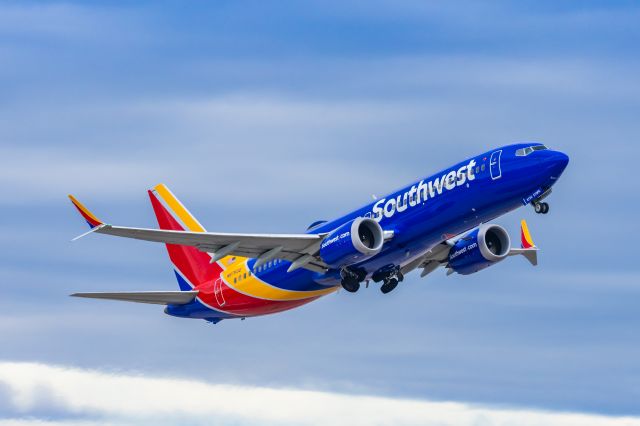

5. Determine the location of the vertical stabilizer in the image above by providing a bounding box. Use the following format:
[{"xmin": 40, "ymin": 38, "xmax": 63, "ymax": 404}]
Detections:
[{"xmin": 148, "ymin": 184, "xmax": 219, "ymax": 291}]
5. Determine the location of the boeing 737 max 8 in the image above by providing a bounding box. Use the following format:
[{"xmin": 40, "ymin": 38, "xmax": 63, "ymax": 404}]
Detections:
[{"xmin": 69, "ymin": 143, "xmax": 569, "ymax": 323}]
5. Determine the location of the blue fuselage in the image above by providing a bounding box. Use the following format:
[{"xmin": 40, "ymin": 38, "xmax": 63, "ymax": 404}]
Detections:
[{"xmin": 249, "ymin": 143, "xmax": 569, "ymax": 292}]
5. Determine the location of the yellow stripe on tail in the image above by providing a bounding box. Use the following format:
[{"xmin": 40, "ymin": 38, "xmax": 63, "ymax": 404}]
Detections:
[{"xmin": 152, "ymin": 184, "xmax": 206, "ymax": 233}]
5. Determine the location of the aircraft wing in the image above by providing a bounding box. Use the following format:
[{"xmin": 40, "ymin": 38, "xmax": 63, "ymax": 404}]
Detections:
[
  {"xmin": 95, "ymin": 225, "xmax": 326, "ymax": 270},
  {"xmin": 69, "ymin": 195, "xmax": 329, "ymax": 273},
  {"xmin": 404, "ymin": 220, "xmax": 539, "ymax": 278},
  {"xmin": 400, "ymin": 241, "xmax": 451, "ymax": 278}
]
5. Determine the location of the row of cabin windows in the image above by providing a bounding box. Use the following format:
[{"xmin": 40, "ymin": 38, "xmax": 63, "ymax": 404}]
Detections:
[
  {"xmin": 255, "ymin": 258, "xmax": 283, "ymax": 273},
  {"xmin": 232, "ymin": 259, "xmax": 284, "ymax": 284}
]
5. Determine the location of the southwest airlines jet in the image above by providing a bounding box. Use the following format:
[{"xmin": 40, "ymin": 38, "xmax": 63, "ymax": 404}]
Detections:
[{"xmin": 69, "ymin": 143, "xmax": 569, "ymax": 324}]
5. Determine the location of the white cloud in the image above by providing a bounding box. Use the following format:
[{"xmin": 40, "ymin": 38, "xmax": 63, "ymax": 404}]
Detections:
[
  {"xmin": 0, "ymin": 362, "xmax": 638, "ymax": 426},
  {"xmin": 0, "ymin": 421, "xmax": 111, "ymax": 426}
]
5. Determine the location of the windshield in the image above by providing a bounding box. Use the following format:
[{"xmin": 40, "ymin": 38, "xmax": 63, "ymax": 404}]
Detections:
[{"xmin": 516, "ymin": 145, "xmax": 548, "ymax": 156}]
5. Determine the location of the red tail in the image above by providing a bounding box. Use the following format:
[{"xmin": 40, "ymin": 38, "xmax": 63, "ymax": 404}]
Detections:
[{"xmin": 148, "ymin": 184, "xmax": 222, "ymax": 291}]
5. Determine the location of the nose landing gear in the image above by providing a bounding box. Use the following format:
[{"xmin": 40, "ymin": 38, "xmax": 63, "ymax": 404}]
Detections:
[
  {"xmin": 531, "ymin": 188, "xmax": 552, "ymax": 215},
  {"xmin": 533, "ymin": 202, "xmax": 549, "ymax": 214}
]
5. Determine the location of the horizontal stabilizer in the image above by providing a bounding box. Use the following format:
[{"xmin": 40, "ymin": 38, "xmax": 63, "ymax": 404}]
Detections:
[
  {"xmin": 511, "ymin": 219, "xmax": 538, "ymax": 265},
  {"xmin": 70, "ymin": 290, "xmax": 198, "ymax": 305},
  {"xmin": 508, "ymin": 248, "xmax": 538, "ymax": 266}
]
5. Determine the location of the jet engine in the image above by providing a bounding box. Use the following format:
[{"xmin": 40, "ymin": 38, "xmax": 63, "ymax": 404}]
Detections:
[
  {"xmin": 447, "ymin": 224, "xmax": 511, "ymax": 275},
  {"xmin": 319, "ymin": 218, "xmax": 384, "ymax": 268}
]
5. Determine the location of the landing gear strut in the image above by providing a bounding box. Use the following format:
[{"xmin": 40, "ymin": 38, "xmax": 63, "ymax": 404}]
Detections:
[{"xmin": 533, "ymin": 202, "xmax": 549, "ymax": 214}]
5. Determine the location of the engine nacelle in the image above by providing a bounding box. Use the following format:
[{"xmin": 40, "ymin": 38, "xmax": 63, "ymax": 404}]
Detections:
[
  {"xmin": 319, "ymin": 218, "xmax": 384, "ymax": 268},
  {"xmin": 448, "ymin": 224, "xmax": 511, "ymax": 275}
]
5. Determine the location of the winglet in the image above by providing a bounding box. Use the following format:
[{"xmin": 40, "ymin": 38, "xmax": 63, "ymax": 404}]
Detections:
[
  {"xmin": 520, "ymin": 219, "xmax": 536, "ymax": 249},
  {"xmin": 68, "ymin": 195, "xmax": 103, "ymax": 229}
]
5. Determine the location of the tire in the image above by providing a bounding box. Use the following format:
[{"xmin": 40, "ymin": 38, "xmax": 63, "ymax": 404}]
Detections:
[
  {"xmin": 542, "ymin": 203, "xmax": 550, "ymax": 214},
  {"xmin": 341, "ymin": 279, "xmax": 360, "ymax": 293},
  {"xmin": 380, "ymin": 278, "xmax": 399, "ymax": 294},
  {"xmin": 534, "ymin": 203, "xmax": 543, "ymax": 214}
]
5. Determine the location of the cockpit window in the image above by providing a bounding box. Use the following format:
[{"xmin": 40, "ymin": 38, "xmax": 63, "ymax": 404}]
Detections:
[{"xmin": 516, "ymin": 145, "xmax": 548, "ymax": 156}]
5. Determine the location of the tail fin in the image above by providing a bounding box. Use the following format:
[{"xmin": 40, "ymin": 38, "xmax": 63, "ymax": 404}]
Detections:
[{"xmin": 148, "ymin": 184, "xmax": 220, "ymax": 292}]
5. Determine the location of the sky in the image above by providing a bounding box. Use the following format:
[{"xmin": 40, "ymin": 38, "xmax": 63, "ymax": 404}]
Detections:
[{"xmin": 0, "ymin": 0, "xmax": 639, "ymax": 424}]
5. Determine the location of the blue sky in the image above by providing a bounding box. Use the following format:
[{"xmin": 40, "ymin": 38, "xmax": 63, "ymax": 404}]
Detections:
[{"xmin": 1, "ymin": 1, "xmax": 639, "ymax": 424}]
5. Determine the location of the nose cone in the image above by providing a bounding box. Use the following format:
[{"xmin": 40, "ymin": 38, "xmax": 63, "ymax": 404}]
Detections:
[{"xmin": 547, "ymin": 150, "xmax": 569, "ymax": 178}]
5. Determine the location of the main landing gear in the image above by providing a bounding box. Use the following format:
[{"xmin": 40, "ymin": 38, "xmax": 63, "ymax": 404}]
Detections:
[
  {"xmin": 372, "ymin": 265, "xmax": 404, "ymax": 294},
  {"xmin": 340, "ymin": 265, "xmax": 404, "ymax": 294},
  {"xmin": 533, "ymin": 201, "xmax": 549, "ymax": 214},
  {"xmin": 340, "ymin": 267, "xmax": 366, "ymax": 293}
]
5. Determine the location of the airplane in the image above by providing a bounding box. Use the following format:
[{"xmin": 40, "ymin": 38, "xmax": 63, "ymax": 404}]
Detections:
[{"xmin": 69, "ymin": 143, "xmax": 569, "ymax": 324}]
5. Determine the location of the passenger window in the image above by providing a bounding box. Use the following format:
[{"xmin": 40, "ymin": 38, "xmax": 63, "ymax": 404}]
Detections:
[
  {"xmin": 481, "ymin": 164, "xmax": 485, "ymax": 172},
  {"xmin": 234, "ymin": 278, "xmax": 237, "ymax": 284},
  {"xmin": 475, "ymin": 167, "xmax": 480, "ymax": 173},
  {"xmin": 243, "ymin": 273, "xmax": 247, "ymax": 279}
]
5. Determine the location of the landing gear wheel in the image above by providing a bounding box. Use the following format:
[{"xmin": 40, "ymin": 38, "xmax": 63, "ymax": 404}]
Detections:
[
  {"xmin": 534, "ymin": 201, "xmax": 550, "ymax": 214},
  {"xmin": 534, "ymin": 203, "xmax": 543, "ymax": 214},
  {"xmin": 341, "ymin": 278, "xmax": 360, "ymax": 293},
  {"xmin": 541, "ymin": 202, "xmax": 549, "ymax": 214},
  {"xmin": 380, "ymin": 278, "xmax": 399, "ymax": 294}
]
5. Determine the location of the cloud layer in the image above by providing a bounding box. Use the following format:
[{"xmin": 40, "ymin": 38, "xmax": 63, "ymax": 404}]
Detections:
[
  {"xmin": 1, "ymin": 362, "xmax": 639, "ymax": 426},
  {"xmin": 1, "ymin": 0, "xmax": 640, "ymax": 421}
]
